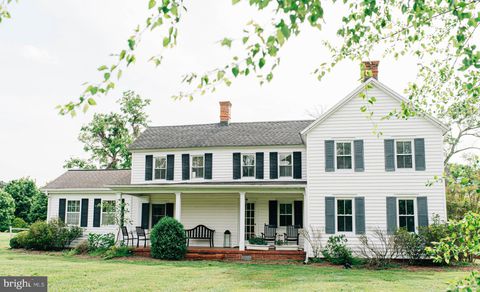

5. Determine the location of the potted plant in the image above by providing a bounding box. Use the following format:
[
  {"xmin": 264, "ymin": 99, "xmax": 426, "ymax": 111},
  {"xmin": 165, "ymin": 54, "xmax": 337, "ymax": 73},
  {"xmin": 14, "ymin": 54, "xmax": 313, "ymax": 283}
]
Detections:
[
  {"xmin": 274, "ymin": 239, "xmax": 299, "ymax": 251},
  {"xmin": 246, "ymin": 236, "xmax": 269, "ymax": 250}
]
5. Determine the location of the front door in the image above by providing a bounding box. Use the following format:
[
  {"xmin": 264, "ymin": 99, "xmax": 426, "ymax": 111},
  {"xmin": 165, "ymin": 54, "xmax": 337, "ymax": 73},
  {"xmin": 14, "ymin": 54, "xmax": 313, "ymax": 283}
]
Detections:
[
  {"xmin": 245, "ymin": 202, "xmax": 255, "ymax": 240},
  {"xmin": 151, "ymin": 204, "xmax": 166, "ymax": 228}
]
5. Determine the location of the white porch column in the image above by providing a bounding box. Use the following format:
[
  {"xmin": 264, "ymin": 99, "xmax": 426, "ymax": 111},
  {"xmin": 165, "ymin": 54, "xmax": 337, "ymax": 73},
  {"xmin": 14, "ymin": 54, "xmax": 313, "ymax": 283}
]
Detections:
[
  {"xmin": 45, "ymin": 191, "xmax": 50, "ymax": 220},
  {"xmin": 303, "ymin": 189, "xmax": 309, "ymax": 262},
  {"xmin": 175, "ymin": 192, "xmax": 182, "ymax": 221},
  {"xmin": 239, "ymin": 192, "xmax": 246, "ymax": 251}
]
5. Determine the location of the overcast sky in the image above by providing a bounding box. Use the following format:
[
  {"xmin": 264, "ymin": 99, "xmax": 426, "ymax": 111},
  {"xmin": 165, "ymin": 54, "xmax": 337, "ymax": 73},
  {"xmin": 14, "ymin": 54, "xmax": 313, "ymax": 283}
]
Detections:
[{"xmin": 0, "ymin": 1, "xmax": 423, "ymax": 185}]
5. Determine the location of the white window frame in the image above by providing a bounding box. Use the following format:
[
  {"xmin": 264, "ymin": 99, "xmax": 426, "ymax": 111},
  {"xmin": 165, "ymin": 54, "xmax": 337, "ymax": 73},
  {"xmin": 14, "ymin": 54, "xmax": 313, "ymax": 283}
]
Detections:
[
  {"xmin": 66, "ymin": 200, "xmax": 81, "ymax": 226},
  {"xmin": 335, "ymin": 141, "xmax": 354, "ymax": 171},
  {"xmin": 241, "ymin": 153, "xmax": 255, "ymax": 178},
  {"xmin": 335, "ymin": 198, "xmax": 355, "ymax": 233},
  {"xmin": 397, "ymin": 198, "xmax": 416, "ymax": 232},
  {"xmin": 191, "ymin": 154, "xmax": 205, "ymax": 179},
  {"xmin": 101, "ymin": 200, "xmax": 116, "ymax": 226},
  {"xmin": 278, "ymin": 202, "xmax": 294, "ymax": 227},
  {"xmin": 278, "ymin": 153, "xmax": 293, "ymax": 177},
  {"xmin": 154, "ymin": 156, "xmax": 168, "ymax": 180},
  {"xmin": 395, "ymin": 140, "xmax": 415, "ymax": 170}
]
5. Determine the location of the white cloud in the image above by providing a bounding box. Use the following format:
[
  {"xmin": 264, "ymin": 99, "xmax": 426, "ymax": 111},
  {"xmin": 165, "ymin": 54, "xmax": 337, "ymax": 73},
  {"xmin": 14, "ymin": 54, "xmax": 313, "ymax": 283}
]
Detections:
[{"xmin": 21, "ymin": 45, "xmax": 59, "ymax": 64}]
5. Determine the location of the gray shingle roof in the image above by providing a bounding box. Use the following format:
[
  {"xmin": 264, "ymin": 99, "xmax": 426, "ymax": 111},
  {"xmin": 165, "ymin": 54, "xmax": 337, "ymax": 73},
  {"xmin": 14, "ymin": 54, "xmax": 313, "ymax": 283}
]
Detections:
[
  {"xmin": 129, "ymin": 120, "xmax": 313, "ymax": 150},
  {"xmin": 42, "ymin": 169, "xmax": 131, "ymax": 190}
]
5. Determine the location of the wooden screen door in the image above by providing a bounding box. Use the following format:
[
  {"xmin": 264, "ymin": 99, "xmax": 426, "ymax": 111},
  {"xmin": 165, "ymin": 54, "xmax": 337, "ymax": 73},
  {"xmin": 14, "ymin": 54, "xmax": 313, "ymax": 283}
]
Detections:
[{"xmin": 245, "ymin": 202, "xmax": 255, "ymax": 240}]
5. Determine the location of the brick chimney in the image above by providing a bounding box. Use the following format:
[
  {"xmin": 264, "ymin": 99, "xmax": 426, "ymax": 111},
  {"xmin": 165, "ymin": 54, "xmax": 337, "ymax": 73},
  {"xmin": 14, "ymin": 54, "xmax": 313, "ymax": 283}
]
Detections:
[
  {"xmin": 362, "ymin": 60, "xmax": 379, "ymax": 81},
  {"xmin": 219, "ymin": 101, "xmax": 232, "ymax": 125}
]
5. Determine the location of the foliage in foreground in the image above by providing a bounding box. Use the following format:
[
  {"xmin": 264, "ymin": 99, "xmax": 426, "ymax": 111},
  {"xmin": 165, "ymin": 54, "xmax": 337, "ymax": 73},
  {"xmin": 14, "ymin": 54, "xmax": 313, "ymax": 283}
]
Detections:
[
  {"xmin": 0, "ymin": 190, "xmax": 15, "ymax": 232},
  {"xmin": 248, "ymin": 236, "xmax": 268, "ymax": 245},
  {"xmin": 448, "ymin": 271, "xmax": 480, "ymax": 292},
  {"xmin": 88, "ymin": 233, "xmax": 115, "ymax": 251},
  {"xmin": 426, "ymin": 212, "xmax": 480, "ymax": 264},
  {"xmin": 150, "ymin": 216, "xmax": 187, "ymax": 260},
  {"xmin": 446, "ymin": 159, "xmax": 480, "ymax": 220},
  {"xmin": 322, "ymin": 235, "xmax": 353, "ymax": 265},
  {"xmin": 358, "ymin": 228, "xmax": 399, "ymax": 269},
  {"xmin": 9, "ymin": 219, "xmax": 82, "ymax": 251},
  {"xmin": 3, "ymin": 178, "xmax": 44, "ymax": 223}
]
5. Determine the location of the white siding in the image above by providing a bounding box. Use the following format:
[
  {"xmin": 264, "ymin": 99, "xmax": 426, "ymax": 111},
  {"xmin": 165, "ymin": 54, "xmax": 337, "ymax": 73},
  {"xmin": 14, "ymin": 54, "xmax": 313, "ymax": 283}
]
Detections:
[
  {"xmin": 131, "ymin": 146, "xmax": 306, "ymax": 184},
  {"xmin": 305, "ymin": 84, "xmax": 446, "ymax": 253}
]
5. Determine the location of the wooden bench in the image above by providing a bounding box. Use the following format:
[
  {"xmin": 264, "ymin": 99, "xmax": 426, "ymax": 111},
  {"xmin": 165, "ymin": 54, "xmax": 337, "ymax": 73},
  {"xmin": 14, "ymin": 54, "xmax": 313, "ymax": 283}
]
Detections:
[{"xmin": 185, "ymin": 225, "xmax": 215, "ymax": 247}]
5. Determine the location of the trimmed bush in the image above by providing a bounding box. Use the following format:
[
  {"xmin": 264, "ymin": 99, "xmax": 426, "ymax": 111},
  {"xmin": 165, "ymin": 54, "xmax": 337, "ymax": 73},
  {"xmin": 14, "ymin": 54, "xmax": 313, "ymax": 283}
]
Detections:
[
  {"xmin": 11, "ymin": 217, "xmax": 29, "ymax": 229},
  {"xmin": 150, "ymin": 217, "xmax": 187, "ymax": 260},
  {"xmin": 248, "ymin": 236, "xmax": 268, "ymax": 245},
  {"xmin": 322, "ymin": 235, "xmax": 353, "ymax": 265},
  {"xmin": 9, "ymin": 231, "xmax": 28, "ymax": 249},
  {"xmin": 103, "ymin": 245, "xmax": 133, "ymax": 260},
  {"xmin": 88, "ymin": 233, "xmax": 115, "ymax": 251}
]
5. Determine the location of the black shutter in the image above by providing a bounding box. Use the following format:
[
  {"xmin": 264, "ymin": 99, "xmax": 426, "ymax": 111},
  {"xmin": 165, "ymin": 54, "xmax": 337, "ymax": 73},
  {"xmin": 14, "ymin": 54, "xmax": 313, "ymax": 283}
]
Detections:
[
  {"xmin": 80, "ymin": 198, "xmax": 88, "ymax": 227},
  {"xmin": 294, "ymin": 200, "xmax": 303, "ymax": 227},
  {"xmin": 386, "ymin": 197, "xmax": 397, "ymax": 234},
  {"xmin": 93, "ymin": 198, "xmax": 101, "ymax": 227},
  {"xmin": 182, "ymin": 154, "xmax": 190, "ymax": 180},
  {"xmin": 141, "ymin": 203, "xmax": 150, "ymax": 229},
  {"xmin": 268, "ymin": 200, "xmax": 278, "ymax": 227},
  {"xmin": 58, "ymin": 198, "xmax": 66, "ymax": 222},
  {"xmin": 256, "ymin": 152, "xmax": 264, "ymax": 179},
  {"xmin": 233, "ymin": 153, "xmax": 241, "ymax": 179},
  {"xmin": 269, "ymin": 152, "xmax": 278, "ymax": 179},
  {"xmin": 166, "ymin": 154, "xmax": 175, "ymax": 180},
  {"xmin": 293, "ymin": 152, "xmax": 302, "ymax": 179},
  {"xmin": 205, "ymin": 153, "xmax": 213, "ymax": 179},
  {"xmin": 354, "ymin": 140, "xmax": 365, "ymax": 172},
  {"xmin": 325, "ymin": 197, "xmax": 335, "ymax": 234},
  {"xmin": 355, "ymin": 197, "xmax": 366, "ymax": 234},
  {"xmin": 120, "ymin": 198, "xmax": 125, "ymax": 227},
  {"xmin": 325, "ymin": 140, "xmax": 335, "ymax": 172},
  {"xmin": 145, "ymin": 155, "xmax": 153, "ymax": 181},
  {"xmin": 384, "ymin": 139, "xmax": 395, "ymax": 171},
  {"xmin": 415, "ymin": 138, "xmax": 426, "ymax": 171},
  {"xmin": 417, "ymin": 197, "xmax": 429, "ymax": 227},
  {"xmin": 166, "ymin": 203, "xmax": 174, "ymax": 217}
]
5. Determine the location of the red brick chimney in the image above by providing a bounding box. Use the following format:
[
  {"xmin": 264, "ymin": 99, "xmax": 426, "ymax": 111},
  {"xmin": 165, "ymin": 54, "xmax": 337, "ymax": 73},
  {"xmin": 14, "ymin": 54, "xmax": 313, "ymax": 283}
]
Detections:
[
  {"xmin": 219, "ymin": 101, "xmax": 232, "ymax": 125},
  {"xmin": 362, "ymin": 60, "xmax": 379, "ymax": 81}
]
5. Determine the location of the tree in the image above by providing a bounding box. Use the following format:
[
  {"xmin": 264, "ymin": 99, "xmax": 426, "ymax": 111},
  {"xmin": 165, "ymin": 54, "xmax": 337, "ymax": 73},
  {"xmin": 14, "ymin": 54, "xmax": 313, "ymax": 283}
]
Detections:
[
  {"xmin": 64, "ymin": 91, "xmax": 150, "ymax": 170},
  {"xmin": 4, "ymin": 178, "xmax": 41, "ymax": 223},
  {"xmin": 29, "ymin": 191, "xmax": 48, "ymax": 223},
  {"xmin": 0, "ymin": 190, "xmax": 15, "ymax": 231}
]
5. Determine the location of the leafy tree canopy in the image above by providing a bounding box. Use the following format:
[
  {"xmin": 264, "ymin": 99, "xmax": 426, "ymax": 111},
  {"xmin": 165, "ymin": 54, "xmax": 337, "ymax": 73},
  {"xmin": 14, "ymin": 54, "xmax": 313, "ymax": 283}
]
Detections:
[
  {"xmin": 4, "ymin": 178, "xmax": 41, "ymax": 223},
  {"xmin": 63, "ymin": 90, "xmax": 150, "ymax": 170},
  {"xmin": 0, "ymin": 190, "xmax": 15, "ymax": 232}
]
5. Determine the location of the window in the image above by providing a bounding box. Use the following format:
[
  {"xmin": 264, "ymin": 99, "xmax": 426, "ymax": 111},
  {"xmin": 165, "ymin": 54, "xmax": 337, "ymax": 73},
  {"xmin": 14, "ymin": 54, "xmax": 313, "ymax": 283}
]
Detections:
[
  {"xmin": 337, "ymin": 199, "xmax": 353, "ymax": 232},
  {"xmin": 66, "ymin": 200, "xmax": 80, "ymax": 225},
  {"xmin": 279, "ymin": 153, "xmax": 292, "ymax": 177},
  {"xmin": 101, "ymin": 200, "xmax": 116, "ymax": 226},
  {"xmin": 191, "ymin": 155, "xmax": 204, "ymax": 179},
  {"xmin": 336, "ymin": 142, "xmax": 352, "ymax": 169},
  {"xmin": 398, "ymin": 199, "xmax": 415, "ymax": 232},
  {"xmin": 279, "ymin": 203, "xmax": 293, "ymax": 226},
  {"xmin": 151, "ymin": 204, "xmax": 166, "ymax": 227},
  {"xmin": 242, "ymin": 154, "xmax": 255, "ymax": 177},
  {"xmin": 396, "ymin": 141, "xmax": 413, "ymax": 169},
  {"xmin": 154, "ymin": 156, "xmax": 167, "ymax": 180}
]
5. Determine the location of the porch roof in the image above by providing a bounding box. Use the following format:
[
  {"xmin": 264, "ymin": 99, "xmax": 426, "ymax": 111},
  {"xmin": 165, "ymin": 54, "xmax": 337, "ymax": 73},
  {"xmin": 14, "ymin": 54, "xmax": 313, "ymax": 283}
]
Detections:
[{"xmin": 107, "ymin": 180, "xmax": 306, "ymax": 194}]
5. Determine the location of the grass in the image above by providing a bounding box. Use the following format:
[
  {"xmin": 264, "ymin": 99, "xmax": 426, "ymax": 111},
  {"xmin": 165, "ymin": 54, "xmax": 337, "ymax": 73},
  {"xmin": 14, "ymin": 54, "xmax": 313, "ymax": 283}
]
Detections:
[{"xmin": 0, "ymin": 233, "xmax": 474, "ymax": 292}]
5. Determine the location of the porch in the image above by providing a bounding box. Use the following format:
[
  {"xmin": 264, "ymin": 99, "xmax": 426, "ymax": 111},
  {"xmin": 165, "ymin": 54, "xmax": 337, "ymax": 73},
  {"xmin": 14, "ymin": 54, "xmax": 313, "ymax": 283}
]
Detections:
[{"xmin": 110, "ymin": 182, "xmax": 307, "ymax": 252}]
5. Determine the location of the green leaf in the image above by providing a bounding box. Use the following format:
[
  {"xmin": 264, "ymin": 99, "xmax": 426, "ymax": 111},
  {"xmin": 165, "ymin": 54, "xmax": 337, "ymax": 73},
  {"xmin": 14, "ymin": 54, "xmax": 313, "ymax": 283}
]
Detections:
[
  {"xmin": 232, "ymin": 0, "xmax": 241, "ymax": 4},
  {"xmin": 163, "ymin": 37, "xmax": 170, "ymax": 47},
  {"xmin": 217, "ymin": 70, "xmax": 225, "ymax": 80},
  {"xmin": 87, "ymin": 98, "xmax": 97, "ymax": 105},
  {"xmin": 259, "ymin": 58, "xmax": 266, "ymax": 68},
  {"xmin": 148, "ymin": 0, "xmax": 156, "ymax": 9},
  {"xmin": 104, "ymin": 72, "xmax": 111, "ymax": 81},
  {"xmin": 232, "ymin": 66, "xmax": 239, "ymax": 77},
  {"xmin": 221, "ymin": 38, "xmax": 232, "ymax": 48},
  {"xmin": 97, "ymin": 65, "xmax": 108, "ymax": 71},
  {"xmin": 119, "ymin": 50, "xmax": 126, "ymax": 60},
  {"xmin": 128, "ymin": 39, "xmax": 135, "ymax": 50}
]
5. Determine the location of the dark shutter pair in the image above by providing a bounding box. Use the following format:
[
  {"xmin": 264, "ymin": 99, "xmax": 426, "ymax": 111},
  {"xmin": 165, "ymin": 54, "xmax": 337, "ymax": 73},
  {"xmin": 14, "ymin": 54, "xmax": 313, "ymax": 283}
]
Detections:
[
  {"xmin": 325, "ymin": 196, "xmax": 366, "ymax": 235},
  {"xmin": 386, "ymin": 196, "xmax": 429, "ymax": 234},
  {"xmin": 269, "ymin": 152, "xmax": 302, "ymax": 179},
  {"xmin": 59, "ymin": 198, "xmax": 89, "ymax": 227},
  {"xmin": 268, "ymin": 200, "xmax": 303, "ymax": 228},
  {"xmin": 325, "ymin": 140, "xmax": 364, "ymax": 172},
  {"xmin": 145, "ymin": 154, "xmax": 175, "ymax": 181},
  {"xmin": 232, "ymin": 152, "xmax": 265, "ymax": 179},
  {"xmin": 183, "ymin": 154, "xmax": 213, "ymax": 180},
  {"xmin": 384, "ymin": 138, "xmax": 426, "ymax": 171},
  {"xmin": 141, "ymin": 202, "xmax": 175, "ymax": 229}
]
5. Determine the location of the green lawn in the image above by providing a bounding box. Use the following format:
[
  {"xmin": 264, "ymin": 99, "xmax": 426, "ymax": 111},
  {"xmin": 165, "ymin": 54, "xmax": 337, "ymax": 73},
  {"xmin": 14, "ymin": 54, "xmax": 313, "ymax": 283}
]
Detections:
[{"xmin": 0, "ymin": 233, "xmax": 473, "ymax": 291}]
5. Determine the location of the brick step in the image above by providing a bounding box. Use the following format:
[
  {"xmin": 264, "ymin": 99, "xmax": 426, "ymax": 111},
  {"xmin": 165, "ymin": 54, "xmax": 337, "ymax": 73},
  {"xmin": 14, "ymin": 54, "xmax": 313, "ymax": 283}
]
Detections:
[{"xmin": 186, "ymin": 253, "xmax": 226, "ymax": 260}]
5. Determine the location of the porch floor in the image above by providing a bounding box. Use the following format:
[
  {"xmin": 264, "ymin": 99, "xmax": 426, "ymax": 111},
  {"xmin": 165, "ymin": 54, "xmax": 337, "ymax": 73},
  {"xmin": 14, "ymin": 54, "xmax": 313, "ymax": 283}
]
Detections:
[{"xmin": 133, "ymin": 247, "xmax": 306, "ymax": 261}]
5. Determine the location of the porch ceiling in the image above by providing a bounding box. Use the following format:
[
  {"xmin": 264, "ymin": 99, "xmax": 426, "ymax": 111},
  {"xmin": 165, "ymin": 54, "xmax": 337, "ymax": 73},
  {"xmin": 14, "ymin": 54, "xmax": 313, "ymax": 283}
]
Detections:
[{"xmin": 106, "ymin": 181, "xmax": 306, "ymax": 194}]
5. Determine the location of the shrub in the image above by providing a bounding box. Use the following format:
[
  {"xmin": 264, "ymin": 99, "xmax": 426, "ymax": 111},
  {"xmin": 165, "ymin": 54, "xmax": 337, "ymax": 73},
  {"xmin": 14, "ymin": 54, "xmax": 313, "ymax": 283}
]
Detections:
[
  {"xmin": 248, "ymin": 236, "xmax": 268, "ymax": 245},
  {"xmin": 103, "ymin": 245, "xmax": 133, "ymax": 260},
  {"xmin": 0, "ymin": 190, "xmax": 15, "ymax": 232},
  {"xmin": 395, "ymin": 229, "xmax": 427, "ymax": 264},
  {"xmin": 426, "ymin": 212, "xmax": 480, "ymax": 264},
  {"xmin": 358, "ymin": 228, "xmax": 399, "ymax": 268},
  {"xmin": 87, "ymin": 233, "xmax": 115, "ymax": 251},
  {"xmin": 322, "ymin": 235, "xmax": 353, "ymax": 265},
  {"xmin": 21, "ymin": 219, "xmax": 82, "ymax": 251},
  {"xmin": 11, "ymin": 217, "xmax": 29, "ymax": 229},
  {"xmin": 150, "ymin": 217, "xmax": 187, "ymax": 260},
  {"xmin": 448, "ymin": 271, "xmax": 480, "ymax": 292},
  {"xmin": 73, "ymin": 240, "xmax": 89, "ymax": 255},
  {"xmin": 9, "ymin": 231, "xmax": 28, "ymax": 249}
]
